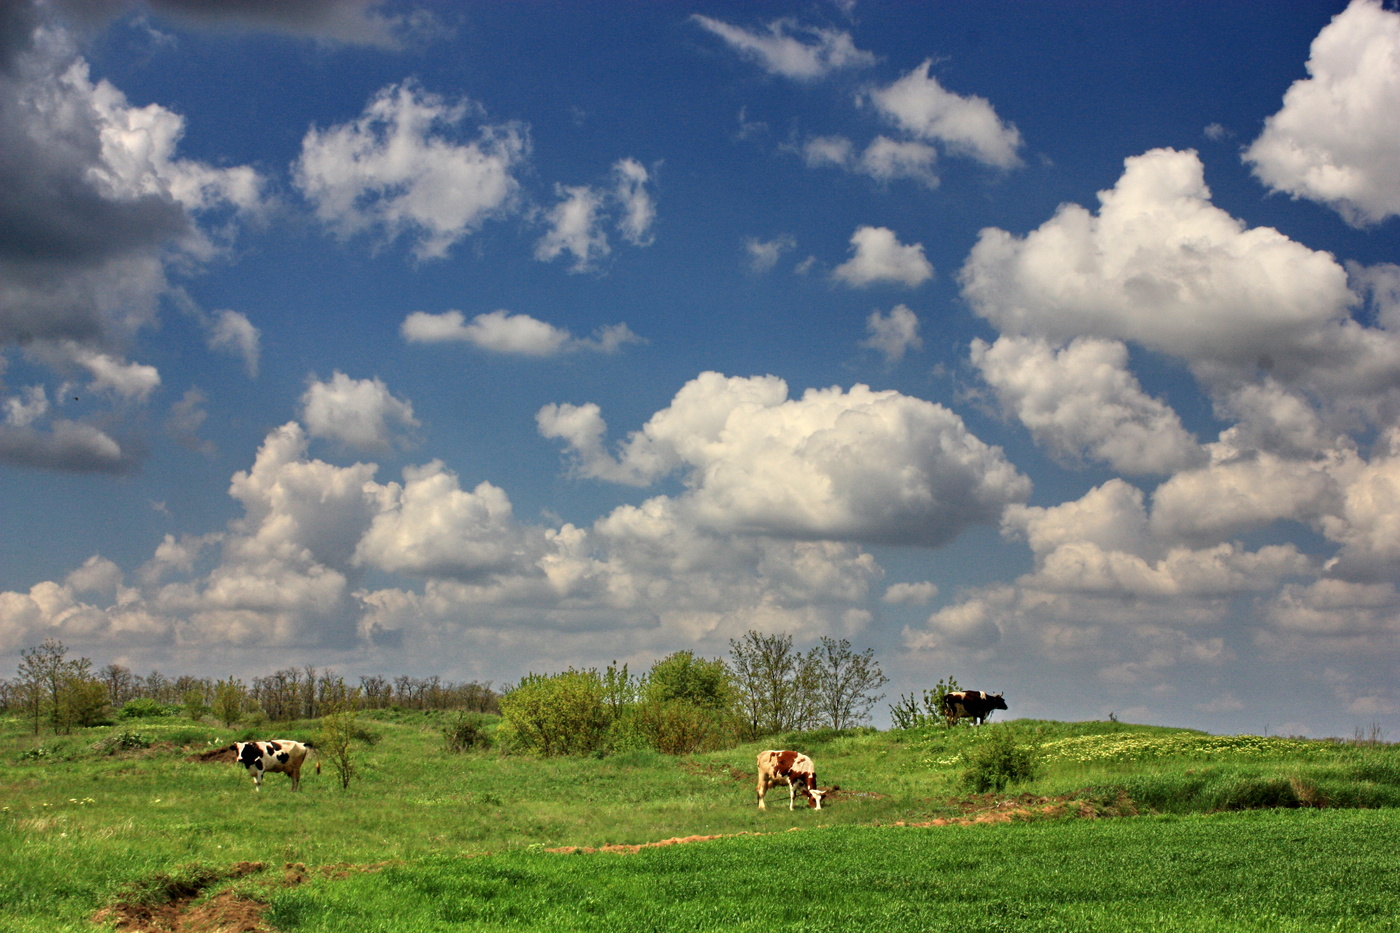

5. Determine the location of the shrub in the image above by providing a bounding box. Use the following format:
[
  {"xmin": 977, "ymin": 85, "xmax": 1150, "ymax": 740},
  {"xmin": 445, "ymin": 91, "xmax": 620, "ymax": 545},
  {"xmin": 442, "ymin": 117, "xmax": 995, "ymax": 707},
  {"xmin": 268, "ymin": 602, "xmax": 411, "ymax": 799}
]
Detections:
[
  {"xmin": 612, "ymin": 700, "xmax": 735, "ymax": 755},
  {"xmin": 889, "ymin": 675, "xmax": 962, "ymax": 730},
  {"xmin": 118, "ymin": 698, "xmax": 171, "ymax": 720},
  {"xmin": 498, "ymin": 670, "xmax": 610, "ymax": 757},
  {"xmin": 443, "ymin": 713, "xmax": 493, "ymax": 753},
  {"xmin": 962, "ymin": 728, "xmax": 1040, "ymax": 793},
  {"xmin": 317, "ymin": 701, "xmax": 362, "ymax": 791}
]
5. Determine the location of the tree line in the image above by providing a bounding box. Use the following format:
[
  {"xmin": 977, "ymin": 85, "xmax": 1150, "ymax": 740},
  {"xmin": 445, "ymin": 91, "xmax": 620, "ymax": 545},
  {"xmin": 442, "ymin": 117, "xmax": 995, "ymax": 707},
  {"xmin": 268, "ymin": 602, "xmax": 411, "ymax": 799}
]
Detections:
[
  {"xmin": 2, "ymin": 631, "xmax": 890, "ymax": 757},
  {"xmin": 0, "ymin": 638, "xmax": 499, "ymax": 735}
]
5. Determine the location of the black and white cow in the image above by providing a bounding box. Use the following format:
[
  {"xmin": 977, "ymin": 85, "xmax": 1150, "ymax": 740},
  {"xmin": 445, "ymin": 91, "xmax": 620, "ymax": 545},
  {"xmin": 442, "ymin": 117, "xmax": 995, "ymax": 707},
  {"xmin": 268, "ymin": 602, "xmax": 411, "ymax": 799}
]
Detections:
[
  {"xmin": 227, "ymin": 739, "xmax": 318, "ymax": 792},
  {"xmin": 941, "ymin": 690, "xmax": 1008, "ymax": 725}
]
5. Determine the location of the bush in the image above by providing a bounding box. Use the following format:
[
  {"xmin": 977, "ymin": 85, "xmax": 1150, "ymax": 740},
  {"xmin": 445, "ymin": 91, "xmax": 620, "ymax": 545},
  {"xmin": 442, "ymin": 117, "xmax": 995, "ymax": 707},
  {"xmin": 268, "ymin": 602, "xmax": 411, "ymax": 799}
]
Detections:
[
  {"xmin": 889, "ymin": 675, "xmax": 962, "ymax": 730},
  {"xmin": 118, "ymin": 698, "xmax": 172, "ymax": 720},
  {"xmin": 962, "ymin": 727, "xmax": 1041, "ymax": 793},
  {"xmin": 498, "ymin": 670, "xmax": 610, "ymax": 757},
  {"xmin": 443, "ymin": 713, "xmax": 493, "ymax": 753},
  {"xmin": 610, "ymin": 700, "xmax": 736, "ymax": 755}
]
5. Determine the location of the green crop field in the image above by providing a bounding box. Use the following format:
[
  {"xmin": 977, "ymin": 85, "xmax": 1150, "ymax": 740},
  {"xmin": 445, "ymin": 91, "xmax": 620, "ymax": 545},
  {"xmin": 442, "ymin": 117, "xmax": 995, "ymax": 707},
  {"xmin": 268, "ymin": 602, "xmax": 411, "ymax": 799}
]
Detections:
[{"xmin": 3, "ymin": 712, "xmax": 1398, "ymax": 932}]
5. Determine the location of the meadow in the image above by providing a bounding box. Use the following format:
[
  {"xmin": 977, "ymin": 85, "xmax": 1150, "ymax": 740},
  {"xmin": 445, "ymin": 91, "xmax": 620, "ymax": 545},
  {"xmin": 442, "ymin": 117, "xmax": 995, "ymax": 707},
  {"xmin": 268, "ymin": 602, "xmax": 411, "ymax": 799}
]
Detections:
[{"xmin": 2, "ymin": 711, "xmax": 1398, "ymax": 932}]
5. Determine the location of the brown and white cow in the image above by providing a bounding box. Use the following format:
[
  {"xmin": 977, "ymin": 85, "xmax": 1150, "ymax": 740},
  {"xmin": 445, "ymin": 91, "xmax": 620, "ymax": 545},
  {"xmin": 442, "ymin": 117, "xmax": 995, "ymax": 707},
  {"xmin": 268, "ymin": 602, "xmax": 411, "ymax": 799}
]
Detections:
[
  {"xmin": 756, "ymin": 749, "xmax": 826, "ymax": 810},
  {"xmin": 227, "ymin": 740, "xmax": 319, "ymax": 792},
  {"xmin": 941, "ymin": 690, "xmax": 1008, "ymax": 726}
]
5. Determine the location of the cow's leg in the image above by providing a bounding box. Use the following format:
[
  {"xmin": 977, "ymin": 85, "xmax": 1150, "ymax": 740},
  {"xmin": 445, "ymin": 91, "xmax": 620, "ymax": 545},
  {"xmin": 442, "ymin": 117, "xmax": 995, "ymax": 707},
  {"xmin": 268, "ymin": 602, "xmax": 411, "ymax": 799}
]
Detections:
[
  {"xmin": 757, "ymin": 775, "xmax": 768, "ymax": 809},
  {"xmin": 288, "ymin": 762, "xmax": 301, "ymax": 791},
  {"xmin": 788, "ymin": 779, "xmax": 797, "ymax": 810},
  {"xmin": 251, "ymin": 766, "xmax": 263, "ymax": 792}
]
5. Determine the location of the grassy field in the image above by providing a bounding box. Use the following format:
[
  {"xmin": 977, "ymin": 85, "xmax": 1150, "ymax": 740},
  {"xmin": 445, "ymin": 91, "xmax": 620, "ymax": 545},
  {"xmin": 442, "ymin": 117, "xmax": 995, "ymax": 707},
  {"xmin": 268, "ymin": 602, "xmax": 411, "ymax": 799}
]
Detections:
[{"xmin": 2, "ymin": 711, "xmax": 1398, "ymax": 931}]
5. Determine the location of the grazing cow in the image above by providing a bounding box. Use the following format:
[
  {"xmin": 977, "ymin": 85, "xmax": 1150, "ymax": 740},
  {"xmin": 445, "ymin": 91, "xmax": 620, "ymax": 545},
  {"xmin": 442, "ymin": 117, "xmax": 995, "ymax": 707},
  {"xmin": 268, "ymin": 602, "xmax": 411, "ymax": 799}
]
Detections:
[
  {"xmin": 941, "ymin": 690, "xmax": 1008, "ymax": 725},
  {"xmin": 756, "ymin": 749, "xmax": 826, "ymax": 810},
  {"xmin": 227, "ymin": 740, "xmax": 319, "ymax": 792}
]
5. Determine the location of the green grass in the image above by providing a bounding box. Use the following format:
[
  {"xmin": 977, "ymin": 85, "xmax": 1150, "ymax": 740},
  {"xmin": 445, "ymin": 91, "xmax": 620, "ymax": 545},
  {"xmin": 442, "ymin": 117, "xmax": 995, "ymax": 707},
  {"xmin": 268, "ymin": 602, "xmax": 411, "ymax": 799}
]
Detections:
[
  {"xmin": 2, "ymin": 712, "xmax": 1398, "ymax": 931},
  {"xmin": 266, "ymin": 810, "xmax": 1400, "ymax": 932}
]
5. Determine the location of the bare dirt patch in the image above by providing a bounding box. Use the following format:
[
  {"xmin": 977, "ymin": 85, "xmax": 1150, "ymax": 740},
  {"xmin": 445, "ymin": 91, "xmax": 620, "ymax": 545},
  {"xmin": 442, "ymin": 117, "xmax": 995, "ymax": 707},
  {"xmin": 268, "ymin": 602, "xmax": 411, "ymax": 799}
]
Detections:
[
  {"xmin": 93, "ymin": 862, "xmax": 268, "ymax": 933},
  {"xmin": 547, "ymin": 832, "xmax": 765, "ymax": 855},
  {"xmin": 890, "ymin": 790, "xmax": 1138, "ymax": 827},
  {"xmin": 190, "ymin": 746, "xmax": 236, "ymax": 764},
  {"xmin": 92, "ymin": 861, "xmax": 387, "ymax": 932}
]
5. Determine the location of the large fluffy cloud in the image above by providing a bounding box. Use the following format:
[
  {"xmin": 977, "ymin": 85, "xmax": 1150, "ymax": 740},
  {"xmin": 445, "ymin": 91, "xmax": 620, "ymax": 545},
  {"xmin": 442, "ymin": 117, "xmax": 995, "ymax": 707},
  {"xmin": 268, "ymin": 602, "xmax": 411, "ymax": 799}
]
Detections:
[
  {"xmin": 971, "ymin": 335, "xmax": 1202, "ymax": 475},
  {"xmin": 1244, "ymin": 0, "xmax": 1400, "ymax": 226},
  {"xmin": 538, "ymin": 371, "xmax": 1029, "ymax": 546},
  {"xmin": 960, "ymin": 148, "xmax": 1400, "ymax": 425},
  {"xmin": 294, "ymin": 81, "xmax": 528, "ymax": 261},
  {"xmin": 0, "ymin": 409, "xmax": 892, "ymax": 660}
]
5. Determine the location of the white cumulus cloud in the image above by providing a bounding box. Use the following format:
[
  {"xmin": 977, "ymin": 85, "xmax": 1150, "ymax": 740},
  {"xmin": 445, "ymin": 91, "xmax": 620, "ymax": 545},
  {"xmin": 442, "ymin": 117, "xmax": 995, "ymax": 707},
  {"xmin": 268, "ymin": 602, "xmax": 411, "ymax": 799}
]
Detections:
[
  {"xmin": 971, "ymin": 335, "xmax": 1202, "ymax": 475},
  {"xmin": 1244, "ymin": 0, "xmax": 1400, "ymax": 226},
  {"xmin": 299, "ymin": 372, "xmax": 419, "ymax": 452},
  {"xmin": 294, "ymin": 81, "xmax": 528, "ymax": 261},
  {"xmin": 832, "ymin": 226, "xmax": 933, "ymax": 288},
  {"xmin": 860, "ymin": 304, "xmax": 922, "ymax": 363},
  {"xmin": 868, "ymin": 59, "xmax": 1023, "ymax": 169},
  {"xmin": 540, "ymin": 371, "xmax": 1029, "ymax": 547}
]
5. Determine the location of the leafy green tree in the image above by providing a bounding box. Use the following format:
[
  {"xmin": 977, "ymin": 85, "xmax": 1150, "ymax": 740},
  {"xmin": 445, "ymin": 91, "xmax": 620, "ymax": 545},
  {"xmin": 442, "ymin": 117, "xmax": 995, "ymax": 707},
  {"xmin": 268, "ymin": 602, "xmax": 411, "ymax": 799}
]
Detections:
[
  {"xmin": 317, "ymin": 690, "xmax": 363, "ymax": 790},
  {"xmin": 213, "ymin": 678, "xmax": 246, "ymax": 727},
  {"xmin": 61, "ymin": 674, "xmax": 110, "ymax": 729},
  {"xmin": 183, "ymin": 689, "xmax": 211, "ymax": 722},
  {"xmin": 807, "ymin": 637, "xmax": 888, "ymax": 730},
  {"xmin": 727, "ymin": 631, "xmax": 819, "ymax": 739},
  {"xmin": 16, "ymin": 640, "xmax": 105, "ymax": 733},
  {"xmin": 643, "ymin": 651, "xmax": 733, "ymax": 709}
]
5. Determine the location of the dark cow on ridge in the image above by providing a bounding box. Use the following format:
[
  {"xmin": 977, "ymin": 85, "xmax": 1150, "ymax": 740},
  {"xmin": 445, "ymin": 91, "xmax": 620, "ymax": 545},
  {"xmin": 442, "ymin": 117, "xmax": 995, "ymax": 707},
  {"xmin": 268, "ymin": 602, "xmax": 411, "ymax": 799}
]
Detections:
[
  {"xmin": 227, "ymin": 739, "xmax": 319, "ymax": 792},
  {"xmin": 941, "ymin": 690, "xmax": 1007, "ymax": 725},
  {"xmin": 756, "ymin": 749, "xmax": 827, "ymax": 810}
]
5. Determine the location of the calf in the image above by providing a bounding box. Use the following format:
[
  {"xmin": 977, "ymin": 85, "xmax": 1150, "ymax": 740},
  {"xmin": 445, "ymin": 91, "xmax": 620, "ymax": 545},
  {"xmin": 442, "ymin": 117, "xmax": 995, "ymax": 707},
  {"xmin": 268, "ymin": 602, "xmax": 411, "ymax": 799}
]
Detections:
[
  {"xmin": 756, "ymin": 749, "xmax": 826, "ymax": 810},
  {"xmin": 941, "ymin": 690, "xmax": 1008, "ymax": 726},
  {"xmin": 227, "ymin": 740, "xmax": 319, "ymax": 792}
]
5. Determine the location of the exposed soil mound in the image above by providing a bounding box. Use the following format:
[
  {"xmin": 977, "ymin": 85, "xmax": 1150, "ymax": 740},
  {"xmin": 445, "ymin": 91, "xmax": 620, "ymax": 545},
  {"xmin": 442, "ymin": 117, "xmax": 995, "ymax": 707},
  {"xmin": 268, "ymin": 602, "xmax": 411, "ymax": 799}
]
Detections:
[
  {"xmin": 191, "ymin": 745, "xmax": 236, "ymax": 764},
  {"xmin": 93, "ymin": 861, "xmax": 267, "ymax": 932}
]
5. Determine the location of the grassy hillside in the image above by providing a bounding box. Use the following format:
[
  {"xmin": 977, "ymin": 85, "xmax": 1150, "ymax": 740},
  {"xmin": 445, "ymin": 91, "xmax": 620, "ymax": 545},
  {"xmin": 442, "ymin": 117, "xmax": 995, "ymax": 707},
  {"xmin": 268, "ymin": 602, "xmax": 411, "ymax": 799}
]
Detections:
[{"xmin": 2, "ymin": 712, "xmax": 1397, "ymax": 931}]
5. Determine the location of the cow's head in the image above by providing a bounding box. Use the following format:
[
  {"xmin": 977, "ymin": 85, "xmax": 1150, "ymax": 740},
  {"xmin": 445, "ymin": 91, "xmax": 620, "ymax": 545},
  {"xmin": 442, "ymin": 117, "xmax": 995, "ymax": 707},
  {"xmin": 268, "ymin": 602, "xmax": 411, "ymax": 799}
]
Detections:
[
  {"xmin": 807, "ymin": 786, "xmax": 827, "ymax": 809},
  {"xmin": 230, "ymin": 741, "xmax": 266, "ymax": 769},
  {"xmin": 989, "ymin": 693, "xmax": 1008, "ymax": 711}
]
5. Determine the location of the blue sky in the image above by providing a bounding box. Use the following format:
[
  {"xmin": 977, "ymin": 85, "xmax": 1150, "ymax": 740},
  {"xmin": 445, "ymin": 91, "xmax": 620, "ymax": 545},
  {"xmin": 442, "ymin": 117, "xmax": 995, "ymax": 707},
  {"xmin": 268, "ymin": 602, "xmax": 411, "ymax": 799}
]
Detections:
[{"xmin": 3, "ymin": 0, "xmax": 1399, "ymax": 737}]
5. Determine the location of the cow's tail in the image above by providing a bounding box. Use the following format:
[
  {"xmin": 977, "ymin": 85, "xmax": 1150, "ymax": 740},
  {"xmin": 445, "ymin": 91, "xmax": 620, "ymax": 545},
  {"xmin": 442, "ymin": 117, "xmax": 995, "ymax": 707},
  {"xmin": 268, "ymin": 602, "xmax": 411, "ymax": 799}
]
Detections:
[{"xmin": 304, "ymin": 740, "xmax": 322, "ymax": 774}]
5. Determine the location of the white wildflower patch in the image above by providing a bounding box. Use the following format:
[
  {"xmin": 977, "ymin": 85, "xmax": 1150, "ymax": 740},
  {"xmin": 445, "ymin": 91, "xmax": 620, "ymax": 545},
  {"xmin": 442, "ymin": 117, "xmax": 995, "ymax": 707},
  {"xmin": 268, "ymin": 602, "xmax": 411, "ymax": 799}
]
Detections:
[{"xmin": 1040, "ymin": 732, "xmax": 1314, "ymax": 765}]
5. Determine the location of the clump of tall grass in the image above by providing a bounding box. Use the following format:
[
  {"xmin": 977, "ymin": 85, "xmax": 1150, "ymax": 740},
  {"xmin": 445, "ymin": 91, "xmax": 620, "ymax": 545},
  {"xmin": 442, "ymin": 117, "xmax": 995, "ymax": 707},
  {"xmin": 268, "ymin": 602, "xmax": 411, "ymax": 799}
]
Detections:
[{"xmin": 442, "ymin": 713, "xmax": 494, "ymax": 753}]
